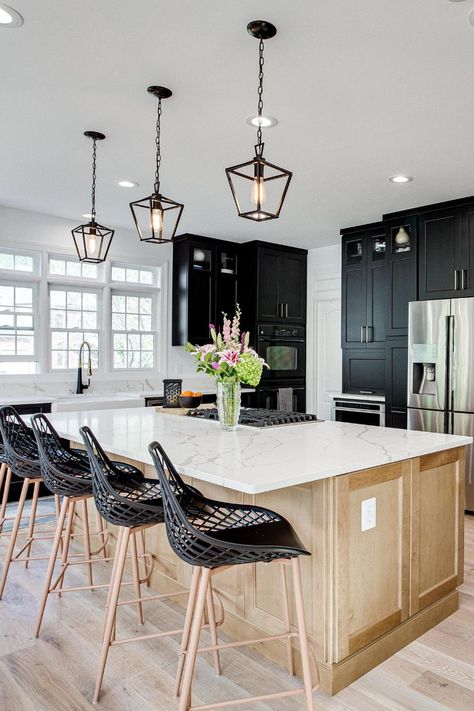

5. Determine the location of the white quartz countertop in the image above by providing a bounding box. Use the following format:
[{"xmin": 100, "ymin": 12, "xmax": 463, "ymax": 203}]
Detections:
[{"xmin": 41, "ymin": 406, "xmax": 472, "ymax": 495}]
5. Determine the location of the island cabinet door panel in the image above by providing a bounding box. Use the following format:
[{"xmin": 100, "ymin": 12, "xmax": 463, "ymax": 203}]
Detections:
[
  {"xmin": 410, "ymin": 448, "xmax": 465, "ymax": 615},
  {"xmin": 334, "ymin": 462, "xmax": 411, "ymax": 662}
]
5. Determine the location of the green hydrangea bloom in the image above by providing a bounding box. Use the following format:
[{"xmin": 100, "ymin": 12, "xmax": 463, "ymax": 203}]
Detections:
[{"xmin": 235, "ymin": 353, "xmax": 263, "ymax": 387}]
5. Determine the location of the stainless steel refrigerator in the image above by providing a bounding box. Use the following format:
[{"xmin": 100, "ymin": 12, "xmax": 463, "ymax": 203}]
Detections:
[{"xmin": 407, "ymin": 298, "xmax": 474, "ymax": 512}]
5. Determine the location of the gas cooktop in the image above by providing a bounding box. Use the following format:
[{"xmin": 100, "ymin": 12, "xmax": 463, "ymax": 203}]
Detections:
[{"xmin": 186, "ymin": 408, "xmax": 320, "ymax": 428}]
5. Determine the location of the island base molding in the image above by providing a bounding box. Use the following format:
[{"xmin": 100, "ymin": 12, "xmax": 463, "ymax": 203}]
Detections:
[{"xmin": 71, "ymin": 444, "xmax": 465, "ymax": 697}]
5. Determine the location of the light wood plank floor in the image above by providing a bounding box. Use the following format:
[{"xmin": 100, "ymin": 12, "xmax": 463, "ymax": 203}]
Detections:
[{"xmin": 0, "ymin": 517, "xmax": 474, "ymax": 710}]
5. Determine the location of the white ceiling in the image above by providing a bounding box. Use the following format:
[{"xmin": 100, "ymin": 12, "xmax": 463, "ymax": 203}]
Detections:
[{"xmin": 1, "ymin": 0, "xmax": 474, "ymax": 249}]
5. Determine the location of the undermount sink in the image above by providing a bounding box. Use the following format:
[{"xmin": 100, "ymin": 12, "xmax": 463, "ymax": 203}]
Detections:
[{"xmin": 50, "ymin": 394, "xmax": 145, "ymax": 413}]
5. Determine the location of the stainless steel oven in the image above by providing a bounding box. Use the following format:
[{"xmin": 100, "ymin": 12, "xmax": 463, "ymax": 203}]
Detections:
[
  {"xmin": 333, "ymin": 398, "xmax": 385, "ymax": 426},
  {"xmin": 257, "ymin": 324, "xmax": 306, "ymax": 380}
]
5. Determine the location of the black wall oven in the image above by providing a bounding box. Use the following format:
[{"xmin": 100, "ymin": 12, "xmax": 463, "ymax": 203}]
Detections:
[{"xmin": 257, "ymin": 324, "xmax": 306, "ymax": 380}]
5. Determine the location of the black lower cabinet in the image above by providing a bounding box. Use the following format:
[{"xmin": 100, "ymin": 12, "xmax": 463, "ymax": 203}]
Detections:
[
  {"xmin": 385, "ymin": 339, "xmax": 408, "ymax": 429},
  {"xmin": 342, "ymin": 350, "xmax": 385, "ymax": 396}
]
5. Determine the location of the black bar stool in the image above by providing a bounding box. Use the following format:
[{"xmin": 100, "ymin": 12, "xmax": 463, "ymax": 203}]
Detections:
[
  {"xmin": 148, "ymin": 440, "xmax": 319, "ymax": 711},
  {"xmin": 0, "ymin": 406, "xmax": 62, "ymax": 598},
  {"xmin": 30, "ymin": 414, "xmax": 120, "ymax": 637},
  {"xmin": 80, "ymin": 426, "xmax": 222, "ymax": 704}
]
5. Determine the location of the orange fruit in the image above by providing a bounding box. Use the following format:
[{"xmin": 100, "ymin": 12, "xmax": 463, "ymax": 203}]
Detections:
[
  {"xmin": 181, "ymin": 390, "xmax": 193, "ymax": 396},
  {"xmin": 193, "ymin": 391, "xmax": 202, "ymax": 397}
]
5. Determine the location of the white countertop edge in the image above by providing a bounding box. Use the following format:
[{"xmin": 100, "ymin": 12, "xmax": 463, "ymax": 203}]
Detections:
[{"xmin": 56, "ymin": 423, "xmax": 472, "ymax": 495}]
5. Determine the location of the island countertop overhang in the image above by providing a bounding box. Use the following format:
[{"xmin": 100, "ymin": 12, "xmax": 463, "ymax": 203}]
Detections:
[{"xmin": 39, "ymin": 406, "xmax": 473, "ymax": 494}]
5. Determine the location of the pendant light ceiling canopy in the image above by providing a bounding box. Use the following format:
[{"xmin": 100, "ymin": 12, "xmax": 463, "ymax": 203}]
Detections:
[
  {"xmin": 130, "ymin": 86, "xmax": 184, "ymax": 244},
  {"xmin": 72, "ymin": 131, "xmax": 114, "ymax": 263},
  {"xmin": 225, "ymin": 20, "xmax": 292, "ymax": 222}
]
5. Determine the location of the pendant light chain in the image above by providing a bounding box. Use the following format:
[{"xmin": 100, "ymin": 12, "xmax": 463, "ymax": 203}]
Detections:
[
  {"xmin": 256, "ymin": 38, "xmax": 265, "ymax": 150},
  {"xmin": 90, "ymin": 137, "xmax": 97, "ymax": 221},
  {"xmin": 154, "ymin": 98, "xmax": 162, "ymax": 194}
]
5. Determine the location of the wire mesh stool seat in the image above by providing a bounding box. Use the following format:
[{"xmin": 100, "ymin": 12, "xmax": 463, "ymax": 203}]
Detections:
[
  {"xmin": 80, "ymin": 426, "xmax": 223, "ymax": 704},
  {"xmin": 0, "ymin": 428, "xmax": 12, "ymax": 535},
  {"xmin": 149, "ymin": 440, "xmax": 320, "ymax": 711},
  {"xmin": 0, "ymin": 406, "xmax": 66, "ymax": 598}
]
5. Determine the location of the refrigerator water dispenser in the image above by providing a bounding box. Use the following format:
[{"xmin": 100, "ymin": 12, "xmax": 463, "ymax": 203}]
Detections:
[{"xmin": 412, "ymin": 362, "xmax": 437, "ymax": 396}]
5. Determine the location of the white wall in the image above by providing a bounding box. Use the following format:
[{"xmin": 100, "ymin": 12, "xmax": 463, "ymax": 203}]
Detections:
[
  {"xmin": 0, "ymin": 205, "xmax": 202, "ymax": 398},
  {"xmin": 306, "ymin": 244, "xmax": 342, "ymax": 419}
]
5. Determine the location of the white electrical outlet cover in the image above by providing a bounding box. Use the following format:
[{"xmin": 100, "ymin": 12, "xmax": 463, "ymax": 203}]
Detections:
[{"xmin": 361, "ymin": 497, "xmax": 376, "ymax": 532}]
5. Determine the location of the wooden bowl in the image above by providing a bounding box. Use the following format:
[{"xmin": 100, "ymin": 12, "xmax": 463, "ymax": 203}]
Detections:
[{"xmin": 179, "ymin": 394, "xmax": 203, "ymax": 409}]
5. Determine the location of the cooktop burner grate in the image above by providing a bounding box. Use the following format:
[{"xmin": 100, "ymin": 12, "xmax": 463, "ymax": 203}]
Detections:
[{"xmin": 186, "ymin": 408, "xmax": 320, "ymax": 428}]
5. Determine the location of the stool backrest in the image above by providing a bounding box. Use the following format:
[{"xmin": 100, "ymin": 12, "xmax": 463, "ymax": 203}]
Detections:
[
  {"xmin": 31, "ymin": 414, "xmax": 89, "ymax": 495},
  {"xmin": 148, "ymin": 440, "xmax": 222, "ymax": 566},
  {"xmin": 80, "ymin": 425, "xmax": 120, "ymax": 498},
  {"xmin": 0, "ymin": 405, "xmax": 38, "ymax": 468}
]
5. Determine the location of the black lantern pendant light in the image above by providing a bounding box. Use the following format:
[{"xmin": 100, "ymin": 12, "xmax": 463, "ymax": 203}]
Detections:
[
  {"xmin": 130, "ymin": 86, "xmax": 183, "ymax": 244},
  {"xmin": 225, "ymin": 20, "xmax": 292, "ymax": 222},
  {"xmin": 72, "ymin": 131, "xmax": 114, "ymax": 263}
]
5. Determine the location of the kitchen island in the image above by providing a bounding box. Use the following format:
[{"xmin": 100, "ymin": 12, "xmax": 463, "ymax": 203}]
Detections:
[{"xmin": 44, "ymin": 407, "xmax": 471, "ymax": 695}]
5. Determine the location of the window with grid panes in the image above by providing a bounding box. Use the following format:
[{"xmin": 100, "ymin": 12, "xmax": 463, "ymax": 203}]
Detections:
[
  {"xmin": 49, "ymin": 287, "xmax": 100, "ymax": 369},
  {"xmin": 111, "ymin": 292, "xmax": 155, "ymax": 368},
  {"xmin": 0, "ymin": 283, "xmax": 37, "ymax": 374}
]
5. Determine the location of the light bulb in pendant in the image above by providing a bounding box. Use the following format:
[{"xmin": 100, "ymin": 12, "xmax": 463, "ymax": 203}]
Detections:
[
  {"xmin": 251, "ymin": 177, "xmax": 266, "ymax": 206},
  {"xmin": 150, "ymin": 200, "xmax": 164, "ymax": 237},
  {"xmin": 88, "ymin": 225, "xmax": 97, "ymax": 254}
]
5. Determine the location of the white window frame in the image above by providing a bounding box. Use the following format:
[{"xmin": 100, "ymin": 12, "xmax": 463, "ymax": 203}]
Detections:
[
  {"xmin": 0, "ymin": 243, "xmax": 166, "ymax": 378},
  {"xmin": 0, "ymin": 279, "xmax": 39, "ymax": 372},
  {"xmin": 48, "ymin": 284, "xmax": 103, "ymax": 372},
  {"xmin": 110, "ymin": 289, "xmax": 158, "ymax": 371}
]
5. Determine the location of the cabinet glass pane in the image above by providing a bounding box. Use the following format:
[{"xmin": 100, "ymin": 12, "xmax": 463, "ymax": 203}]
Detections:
[
  {"xmin": 372, "ymin": 236, "xmax": 386, "ymax": 260},
  {"xmin": 346, "ymin": 239, "xmax": 363, "ymax": 263},
  {"xmin": 193, "ymin": 247, "xmax": 211, "ymax": 271},
  {"xmin": 220, "ymin": 251, "xmax": 236, "ymax": 275},
  {"xmin": 392, "ymin": 225, "xmax": 411, "ymax": 254}
]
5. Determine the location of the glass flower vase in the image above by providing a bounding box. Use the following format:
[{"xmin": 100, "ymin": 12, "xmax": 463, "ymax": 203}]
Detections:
[{"xmin": 217, "ymin": 381, "xmax": 241, "ymax": 431}]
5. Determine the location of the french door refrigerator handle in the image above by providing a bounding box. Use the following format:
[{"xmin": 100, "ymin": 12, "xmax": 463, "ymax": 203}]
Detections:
[{"xmin": 448, "ymin": 314, "xmax": 455, "ymax": 413}]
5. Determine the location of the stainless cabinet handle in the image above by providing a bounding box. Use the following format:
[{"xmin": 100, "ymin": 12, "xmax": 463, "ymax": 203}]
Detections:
[
  {"xmin": 360, "ymin": 326, "xmax": 365, "ymax": 343},
  {"xmin": 279, "ymin": 303, "xmax": 283, "ymax": 318},
  {"xmin": 284, "ymin": 303, "xmax": 289, "ymax": 318},
  {"xmin": 359, "ymin": 390, "xmax": 374, "ymax": 394},
  {"xmin": 367, "ymin": 325, "xmax": 373, "ymax": 343},
  {"xmin": 455, "ymin": 270, "xmax": 460, "ymax": 291},
  {"xmin": 462, "ymin": 269, "xmax": 467, "ymax": 290}
]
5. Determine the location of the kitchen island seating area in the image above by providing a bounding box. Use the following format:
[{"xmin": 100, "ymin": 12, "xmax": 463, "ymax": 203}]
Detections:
[{"xmin": 0, "ymin": 406, "xmax": 318, "ymax": 709}]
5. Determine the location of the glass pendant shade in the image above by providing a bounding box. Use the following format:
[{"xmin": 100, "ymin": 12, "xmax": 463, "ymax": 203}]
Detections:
[
  {"xmin": 72, "ymin": 221, "xmax": 114, "ymax": 263},
  {"xmin": 225, "ymin": 150, "xmax": 292, "ymax": 222},
  {"xmin": 130, "ymin": 193, "xmax": 183, "ymax": 243},
  {"xmin": 130, "ymin": 85, "xmax": 183, "ymax": 244},
  {"xmin": 72, "ymin": 131, "xmax": 114, "ymax": 263}
]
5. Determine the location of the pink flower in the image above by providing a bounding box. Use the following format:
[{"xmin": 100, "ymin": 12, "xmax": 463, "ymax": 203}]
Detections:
[
  {"xmin": 198, "ymin": 344, "xmax": 215, "ymax": 361},
  {"xmin": 222, "ymin": 314, "xmax": 231, "ymax": 343},
  {"xmin": 211, "ymin": 361, "xmax": 221, "ymax": 370},
  {"xmin": 219, "ymin": 349, "xmax": 239, "ymax": 367}
]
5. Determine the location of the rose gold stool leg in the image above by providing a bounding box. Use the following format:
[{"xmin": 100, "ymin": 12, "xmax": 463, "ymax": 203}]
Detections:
[
  {"xmin": 0, "ymin": 478, "xmax": 30, "ymax": 599},
  {"xmin": 175, "ymin": 566, "xmax": 201, "ymax": 697},
  {"xmin": 130, "ymin": 531, "xmax": 144, "ymax": 625},
  {"xmin": 178, "ymin": 567, "xmax": 210, "ymax": 711},
  {"xmin": 291, "ymin": 557, "xmax": 315, "ymax": 711},
  {"xmin": 280, "ymin": 561, "xmax": 294, "ymax": 677},
  {"xmin": 101, "ymin": 527, "xmax": 124, "ymax": 643},
  {"xmin": 34, "ymin": 496, "xmax": 70, "ymax": 638},
  {"xmin": 57, "ymin": 499, "xmax": 75, "ymax": 598},
  {"xmin": 93, "ymin": 527, "xmax": 130, "ymax": 704},
  {"xmin": 96, "ymin": 510, "xmax": 107, "ymax": 559},
  {"xmin": 0, "ymin": 466, "xmax": 12, "ymax": 535},
  {"xmin": 24, "ymin": 480, "xmax": 40, "ymax": 569},
  {"xmin": 81, "ymin": 499, "xmax": 93, "ymax": 589},
  {"xmin": 206, "ymin": 580, "xmax": 221, "ymax": 677}
]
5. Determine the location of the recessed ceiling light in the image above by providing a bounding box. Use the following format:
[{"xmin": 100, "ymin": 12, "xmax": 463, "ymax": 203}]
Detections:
[
  {"xmin": 0, "ymin": 3, "xmax": 23, "ymax": 26},
  {"xmin": 116, "ymin": 180, "xmax": 139, "ymax": 188},
  {"xmin": 246, "ymin": 115, "xmax": 278, "ymax": 128},
  {"xmin": 389, "ymin": 175, "xmax": 413, "ymax": 184}
]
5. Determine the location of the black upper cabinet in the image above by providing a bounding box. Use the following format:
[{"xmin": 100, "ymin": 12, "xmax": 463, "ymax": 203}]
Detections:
[
  {"xmin": 172, "ymin": 235, "xmax": 239, "ymax": 346},
  {"xmin": 243, "ymin": 242, "xmax": 307, "ymax": 325},
  {"xmin": 341, "ymin": 224, "xmax": 387, "ymax": 349},
  {"xmin": 385, "ymin": 216, "xmax": 418, "ymax": 338},
  {"xmin": 418, "ymin": 208, "xmax": 461, "ymax": 300}
]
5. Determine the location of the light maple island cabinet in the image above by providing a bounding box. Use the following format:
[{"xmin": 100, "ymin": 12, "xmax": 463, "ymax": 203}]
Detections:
[{"xmin": 44, "ymin": 409, "xmax": 469, "ymax": 695}]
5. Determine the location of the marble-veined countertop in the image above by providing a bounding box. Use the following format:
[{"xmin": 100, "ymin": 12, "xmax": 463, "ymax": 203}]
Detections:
[{"xmin": 39, "ymin": 407, "xmax": 472, "ymax": 494}]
